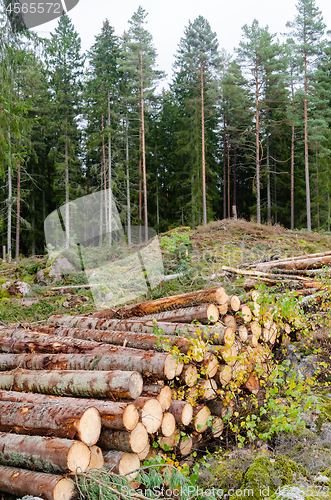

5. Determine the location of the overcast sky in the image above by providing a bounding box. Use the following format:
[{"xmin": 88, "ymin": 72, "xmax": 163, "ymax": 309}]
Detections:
[{"xmin": 35, "ymin": 0, "xmax": 331, "ymax": 88}]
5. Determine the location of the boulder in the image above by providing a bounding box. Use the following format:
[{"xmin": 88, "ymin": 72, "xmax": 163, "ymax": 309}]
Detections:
[{"xmin": 1, "ymin": 281, "xmax": 32, "ymax": 297}]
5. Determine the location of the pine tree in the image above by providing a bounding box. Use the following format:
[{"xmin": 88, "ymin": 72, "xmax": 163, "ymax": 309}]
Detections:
[
  {"xmin": 237, "ymin": 19, "xmax": 280, "ymax": 224},
  {"xmin": 120, "ymin": 6, "xmax": 164, "ymax": 242},
  {"xmin": 173, "ymin": 16, "xmax": 221, "ymax": 225},
  {"xmin": 286, "ymin": 0, "xmax": 326, "ymax": 230}
]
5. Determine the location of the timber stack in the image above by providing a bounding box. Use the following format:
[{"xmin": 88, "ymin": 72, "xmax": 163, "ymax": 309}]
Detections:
[{"xmin": 0, "ymin": 285, "xmax": 285, "ymax": 499}]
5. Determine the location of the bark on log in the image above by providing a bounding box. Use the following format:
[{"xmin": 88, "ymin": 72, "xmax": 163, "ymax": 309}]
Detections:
[
  {"xmin": 0, "ymin": 390, "xmax": 139, "ymax": 431},
  {"xmin": 36, "ymin": 325, "xmax": 196, "ymax": 355},
  {"xmin": 0, "ymin": 369, "xmax": 143, "ymax": 400},
  {"xmin": 142, "ymin": 384, "xmax": 172, "ymax": 411},
  {"xmin": 0, "ymin": 465, "xmax": 76, "ymax": 500},
  {"xmin": 254, "ymin": 251, "xmax": 331, "ymax": 271},
  {"xmin": 0, "ymin": 401, "xmax": 101, "ymax": 446},
  {"xmin": 130, "ymin": 304, "xmax": 219, "ymax": 324},
  {"xmin": 91, "ymin": 287, "xmax": 229, "ymax": 319},
  {"xmin": 87, "ymin": 446, "xmax": 104, "ymax": 470},
  {"xmin": 103, "ymin": 451, "xmax": 140, "ymax": 480},
  {"xmin": 0, "ymin": 432, "xmax": 91, "ymax": 473},
  {"xmin": 47, "ymin": 315, "xmax": 229, "ymax": 341},
  {"xmin": 207, "ymin": 400, "xmax": 235, "ymax": 418},
  {"xmin": 169, "ymin": 401, "xmax": 193, "ymax": 426},
  {"xmin": 0, "ymin": 338, "xmax": 180, "ymax": 380},
  {"xmin": 130, "ymin": 397, "xmax": 163, "ymax": 434},
  {"xmin": 98, "ymin": 423, "xmax": 148, "ymax": 454}
]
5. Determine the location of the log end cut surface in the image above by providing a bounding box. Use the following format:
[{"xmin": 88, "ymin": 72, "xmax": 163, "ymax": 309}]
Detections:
[
  {"xmin": 194, "ymin": 406, "xmax": 211, "ymax": 433},
  {"xmin": 141, "ymin": 399, "xmax": 163, "ymax": 434},
  {"xmin": 164, "ymin": 355, "xmax": 182, "ymax": 380},
  {"xmin": 129, "ymin": 372, "xmax": 144, "ymax": 399},
  {"xmin": 67, "ymin": 441, "xmax": 91, "ymax": 472},
  {"xmin": 181, "ymin": 403, "xmax": 193, "ymax": 426},
  {"xmin": 87, "ymin": 446, "xmax": 104, "ymax": 470},
  {"xmin": 119, "ymin": 453, "xmax": 140, "ymax": 480},
  {"xmin": 75, "ymin": 407, "xmax": 101, "ymax": 447},
  {"xmin": 130, "ymin": 423, "xmax": 149, "ymax": 454},
  {"xmin": 53, "ymin": 478, "xmax": 77, "ymax": 500},
  {"xmin": 123, "ymin": 404, "xmax": 139, "ymax": 431},
  {"xmin": 161, "ymin": 412, "xmax": 176, "ymax": 437}
]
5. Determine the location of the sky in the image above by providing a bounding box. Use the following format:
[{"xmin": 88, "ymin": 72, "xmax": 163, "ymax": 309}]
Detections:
[{"xmin": 35, "ymin": 0, "xmax": 331, "ymax": 88}]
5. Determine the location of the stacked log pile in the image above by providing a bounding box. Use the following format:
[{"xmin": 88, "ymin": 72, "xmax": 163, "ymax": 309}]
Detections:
[{"xmin": 0, "ymin": 286, "xmax": 284, "ymax": 498}]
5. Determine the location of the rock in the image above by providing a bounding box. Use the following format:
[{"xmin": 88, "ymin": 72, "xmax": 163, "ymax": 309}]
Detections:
[
  {"xmin": 282, "ymin": 345, "xmax": 326, "ymax": 379},
  {"xmin": 37, "ymin": 255, "xmax": 77, "ymax": 286},
  {"xmin": 1, "ymin": 281, "xmax": 32, "ymax": 297}
]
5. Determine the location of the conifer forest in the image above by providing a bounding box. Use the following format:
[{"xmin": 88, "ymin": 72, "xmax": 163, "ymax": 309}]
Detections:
[{"xmin": 1, "ymin": 0, "xmax": 331, "ymax": 258}]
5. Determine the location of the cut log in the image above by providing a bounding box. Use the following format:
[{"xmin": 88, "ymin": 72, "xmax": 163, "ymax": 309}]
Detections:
[
  {"xmin": 159, "ymin": 432, "xmax": 177, "ymax": 451},
  {"xmin": 217, "ymin": 365, "xmax": 233, "ymax": 386},
  {"xmin": 180, "ymin": 365, "xmax": 198, "ymax": 387},
  {"xmin": 142, "ymin": 384, "xmax": 172, "ymax": 411},
  {"xmin": 217, "ymin": 303, "xmax": 228, "ymax": 315},
  {"xmin": 0, "ymin": 432, "xmax": 91, "ymax": 473},
  {"xmin": 245, "ymin": 335, "xmax": 259, "ymax": 347},
  {"xmin": 254, "ymin": 251, "xmax": 331, "ymax": 271},
  {"xmin": 0, "ymin": 369, "xmax": 143, "ymax": 400},
  {"xmin": 211, "ymin": 417, "xmax": 224, "ymax": 438},
  {"xmin": 161, "ymin": 412, "xmax": 176, "ymax": 437},
  {"xmin": 250, "ymin": 321, "xmax": 262, "ymax": 338},
  {"xmin": 48, "ymin": 315, "xmax": 229, "ymax": 341},
  {"xmin": 238, "ymin": 325, "xmax": 248, "ymax": 342},
  {"xmin": 0, "ymin": 348, "xmax": 180, "ymax": 380},
  {"xmin": 0, "ymin": 401, "xmax": 101, "ymax": 446},
  {"xmin": 0, "ymin": 465, "xmax": 76, "ymax": 500},
  {"xmin": 130, "ymin": 398, "xmax": 163, "ymax": 434},
  {"xmin": 191, "ymin": 405, "xmax": 211, "ymax": 433},
  {"xmin": 103, "ymin": 451, "xmax": 140, "ymax": 480},
  {"xmin": 169, "ymin": 401, "xmax": 193, "ymax": 426},
  {"xmin": 91, "ymin": 287, "xmax": 229, "ymax": 319},
  {"xmin": 223, "ymin": 315, "xmax": 237, "ymax": 329},
  {"xmin": 202, "ymin": 353, "xmax": 219, "ymax": 378},
  {"xmin": 227, "ymin": 295, "xmax": 241, "ymax": 312},
  {"xmin": 87, "ymin": 446, "xmax": 104, "ymax": 470},
  {"xmin": 132, "ymin": 304, "xmax": 219, "ymax": 324},
  {"xmin": 98, "ymin": 423, "xmax": 148, "ymax": 454},
  {"xmin": 36, "ymin": 325, "xmax": 197, "ymax": 356},
  {"xmin": 236, "ymin": 305, "xmax": 252, "ymax": 324},
  {"xmin": 209, "ymin": 326, "xmax": 235, "ymax": 346},
  {"xmin": 0, "ymin": 390, "xmax": 138, "ymax": 432},
  {"xmin": 207, "ymin": 400, "xmax": 234, "ymax": 419},
  {"xmin": 243, "ymin": 372, "xmax": 260, "ymax": 393},
  {"xmin": 218, "ymin": 343, "xmax": 239, "ymax": 366},
  {"xmin": 179, "ymin": 436, "xmax": 193, "ymax": 456},
  {"xmin": 137, "ymin": 442, "xmax": 150, "ymax": 461},
  {"xmin": 195, "ymin": 378, "xmax": 218, "ymax": 401}
]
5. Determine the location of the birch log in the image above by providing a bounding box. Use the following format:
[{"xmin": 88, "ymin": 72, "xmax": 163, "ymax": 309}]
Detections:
[
  {"xmin": 0, "ymin": 432, "xmax": 90, "ymax": 473},
  {"xmin": 0, "ymin": 466, "xmax": 76, "ymax": 500},
  {"xmin": 0, "ymin": 401, "xmax": 101, "ymax": 446}
]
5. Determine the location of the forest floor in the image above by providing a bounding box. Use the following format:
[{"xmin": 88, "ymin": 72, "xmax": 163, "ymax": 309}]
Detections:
[{"xmin": 1, "ymin": 219, "xmax": 331, "ymax": 500}]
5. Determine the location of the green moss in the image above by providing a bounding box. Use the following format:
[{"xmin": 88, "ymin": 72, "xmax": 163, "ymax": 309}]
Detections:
[{"xmin": 229, "ymin": 456, "xmax": 308, "ymax": 500}]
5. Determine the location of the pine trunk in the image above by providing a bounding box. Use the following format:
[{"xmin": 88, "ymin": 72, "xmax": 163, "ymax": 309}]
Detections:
[
  {"xmin": 0, "ymin": 390, "xmax": 138, "ymax": 431},
  {"xmin": 0, "ymin": 466, "xmax": 76, "ymax": 500},
  {"xmin": 0, "ymin": 400, "xmax": 101, "ymax": 445},
  {"xmin": 135, "ymin": 304, "xmax": 219, "ymax": 324},
  {"xmin": 0, "ymin": 368, "xmax": 143, "ymax": 400},
  {"xmin": 15, "ymin": 161, "xmax": 20, "ymax": 259},
  {"xmin": 98, "ymin": 422, "xmax": 148, "ymax": 454},
  {"xmin": 255, "ymin": 70, "xmax": 261, "ymax": 224},
  {"xmin": 0, "ymin": 432, "xmax": 91, "ymax": 473},
  {"xmin": 201, "ymin": 61, "xmax": 207, "ymax": 225},
  {"xmin": 103, "ymin": 451, "xmax": 140, "ymax": 479},
  {"xmin": 7, "ymin": 162, "xmax": 12, "ymax": 262},
  {"xmin": 140, "ymin": 49, "xmax": 148, "ymax": 242}
]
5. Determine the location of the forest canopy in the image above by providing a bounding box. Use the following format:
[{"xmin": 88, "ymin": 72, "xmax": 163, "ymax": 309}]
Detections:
[{"xmin": 1, "ymin": 0, "xmax": 331, "ymax": 258}]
